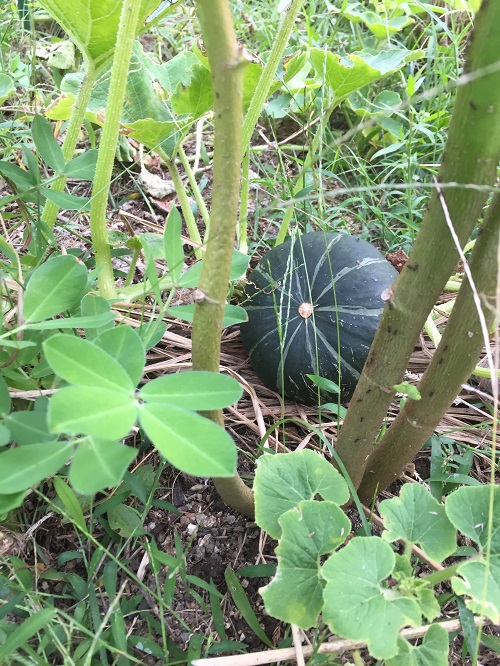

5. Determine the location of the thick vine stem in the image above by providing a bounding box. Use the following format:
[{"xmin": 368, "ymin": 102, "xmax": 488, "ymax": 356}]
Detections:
[
  {"xmin": 89, "ymin": 0, "xmax": 142, "ymax": 298},
  {"xmin": 192, "ymin": 0, "xmax": 254, "ymax": 518},
  {"xmin": 335, "ymin": 0, "xmax": 500, "ymax": 491},
  {"xmin": 241, "ymin": 0, "xmax": 304, "ymax": 155},
  {"xmin": 42, "ymin": 63, "xmax": 96, "ymax": 229},
  {"xmin": 357, "ymin": 192, "xmax": 500, "ymax": 502}
]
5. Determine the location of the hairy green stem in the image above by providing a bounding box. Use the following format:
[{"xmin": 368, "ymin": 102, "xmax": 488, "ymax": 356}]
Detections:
[
  {"xmin": 163, "ymin": 155, "xmax": 203, "ymax": 259},
  {"xmin": 357, "ymin": 192, "xmax": 500, "ymax": 501},
  {"xmin": 241, "ymin": 0, "xmax": 304, "ymax": 155},
  {"xmin": 123, "ymin": 246, "xmax": 141, "ymax": 288},
  {"xmin": 192, "ymin": 0, "xmax": 254, "ymax": 518},
  {"xmin": 178, "ymin": 144, "xmax": 211, "ymax": 237},
  {"xmin": 335, "ymin": 0, "xmax": 500, "ymax": 491},
  {"xmin": 117, "ymin": 274, "xmax": 174, "ymax": 302},
  {"xmin": 89, "ymin": 0, "xmax": 142, "ymax": 298},
  {"xmin": 42, "ymin": 63, "xmax": 96, "ymax": 229}
]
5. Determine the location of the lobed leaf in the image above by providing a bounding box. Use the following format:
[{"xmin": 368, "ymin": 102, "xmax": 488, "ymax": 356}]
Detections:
[
  {"xmin": 254, "ymin": 449, "xmax": 350, "ymax": 539},
  {"xmin": 322, "ymin": 536, "xmax": 421, "ymax": 660},
  {"xmin": 445, "ymin": 485, "xmax": 500, "ymax": 553},
  {"xmin": 452, "ymin": 557, "xmax": 500, "ymax": 624},
  {"xmin": 37, "ymin": 0, "xmax": 158, "ymax": 71},
  {"xmin": 386, "ymin": 624, "xmax": 449, "ymax": 666},
  {"xmin": 260, "ymin": 500, "xmax": 350, "ymax": 628},
  {"xmin": 380, "ymin": 483, "xmax": 456, "ymax": 562}
]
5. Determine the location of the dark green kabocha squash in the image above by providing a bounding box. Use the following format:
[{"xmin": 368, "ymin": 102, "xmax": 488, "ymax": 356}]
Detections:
[{"xmin": 240, "ymin": 231, "xmax": 397, "ymax": 404}]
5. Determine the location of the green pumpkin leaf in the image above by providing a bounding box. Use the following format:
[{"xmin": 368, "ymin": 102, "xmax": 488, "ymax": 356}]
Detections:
[
  {"xmin": 70, "ymin": 439, "xmax": 136, "ymax": 495},
  {"xmin": 0, "ymin": 442, "xmax": 73, "ymax": 494},
  {"xmin": 445, "ymin": 485, "xmax": 500, "ymax": 552},
  {"xmin": 23, "ymin": 255, "xmax": 88, "ymax": 322},
  {"xmin": 379, "ymin": 483, "xmax": 456, "ymax": 562},
  {"xmin": 139, "ymin": 371, "xmax": 242, "ymax": 409},
  {"xmin": 393, "ymin": 381, "xmax": 421, "ymax": 400},
  {"xmin": 386, "ymin": 624, "xmax": 449, "ymax": 666},
  {"xmin": 342, "ymin": 4, "xmax": 413, "ymax": 39},
  {"xmin": 452, "ymin": 556, "xmax": 500, "ymax": 624},
  {"xmin": 94, "ymin": 326, "xmax": 145, "ymax": 387},
  {"xmin": 309, "ymin": 47, "xmax": 423, "ymax": 102},
  {"xmin": 45, "ymin": 91, "xmax": 76, "ymax": 121},
  {"xmin": 37, "ymin": 0, "xmax": 158, "ymax": 71},
  {"xmin": 47, "ymin": 39, "xmax": 76, "ymax": 69},
  {"xmin": 49, "ymin": 386, "xmax": 137, "ymax": 440},
  {"xmin": 322, "ymin": 536, "xmax": 421, "ymax": 660},
  {"xmin": 43, "ymin": 334, "xmax": 135, "ymax": 392},
  {"xmin": 138, "ymin": 403, "xmax": 236, "ymax": 477},
  {"xmin": 260, "ymin": 500, "xmax": 350, "ymax": 629},
  {"xmin": 254, "ymin": 449, "xmax": 350, "ymax": 539},
  {"xmin": 171, "ymin": 62, "xmax": 213, "ymax": 116},
  {"xmin": 446, "ymin": 486, "xmax": 500, "ymax": 623}
]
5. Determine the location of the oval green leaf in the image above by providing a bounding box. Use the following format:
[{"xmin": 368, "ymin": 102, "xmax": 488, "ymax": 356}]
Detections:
[
  {"xmin": 23, "ymin": 255, "xmax": 88, "ymax": 322},
  {"xmin": 0, "ymin": 441, "xmax": 73, "ymax": 494},
  {"xmin": 32, "ymin": 114, "xmax": 65, "ymax": 173},
  {"xmin": 138, "ymin": 403, "xmax": 236, "ymax": 477},
  {"xmin": 49, "ymin": 386, "xmax": 137, "ymax": 440},
  {"xmin": 70, "ymin": 439, "xmax": 136, "ymax": 495},
  {"xmin": 43, "ymin": 334, "xmax": 135, "ymax": 392},
  {"xmin": 139, "ymin": 371, "xmax": 242, "ymax": 409},
  {"xmin": 94, "ymin": 326, "xmax": 145, "ymax": 387}
]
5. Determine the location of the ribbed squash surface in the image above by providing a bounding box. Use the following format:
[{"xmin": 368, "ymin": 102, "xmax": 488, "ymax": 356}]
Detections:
[{"xmin": 240, "ymin": 232, "xmax": 397, "ymax": 404}]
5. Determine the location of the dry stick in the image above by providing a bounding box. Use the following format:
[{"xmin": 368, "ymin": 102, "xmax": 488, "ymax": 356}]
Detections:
[
  {"xmin": 291, "ymin": 624, "xmax": 306, "ymax": 666},
  {"xmin": 191, "ymin": 0, "xmax": 254, "ymax": 518},
  {"xmin": 334, "ymin": 0, "xmax": 500, "ymax": 492},
  {"xmin": 357, "ymin": 191, "xmax": 500, "ymax": 502},
  {"xmin": 362, "ymin": 505, "xmax": 445, "ymax": 572},
  {"xmin": 191, "ymin": 618, "xmax": 487, "ymax": 666}
]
